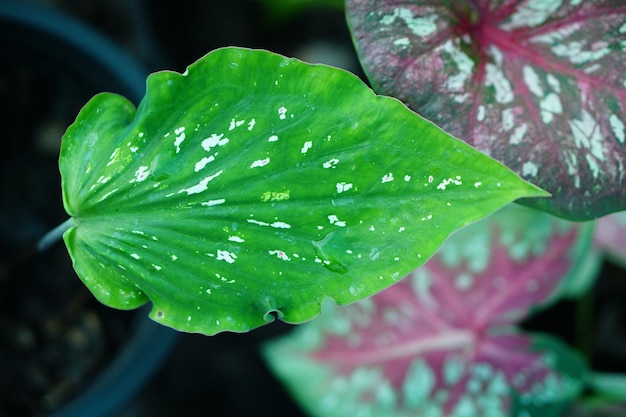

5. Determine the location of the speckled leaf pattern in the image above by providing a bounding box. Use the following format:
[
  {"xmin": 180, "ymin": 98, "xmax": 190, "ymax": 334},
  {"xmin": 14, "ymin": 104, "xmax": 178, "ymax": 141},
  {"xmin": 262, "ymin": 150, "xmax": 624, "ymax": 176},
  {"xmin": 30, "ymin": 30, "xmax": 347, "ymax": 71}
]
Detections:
[
  {"xmin": 59, "ymin": 47, "xmax": 545, "ymax": 334},
  {"xmin": 347, "ymin": 1, "xmax": 626, "ymax": 220},
  {"xmin": 264, "ymin": 205, "xmax": 591, "ymax": 417}
]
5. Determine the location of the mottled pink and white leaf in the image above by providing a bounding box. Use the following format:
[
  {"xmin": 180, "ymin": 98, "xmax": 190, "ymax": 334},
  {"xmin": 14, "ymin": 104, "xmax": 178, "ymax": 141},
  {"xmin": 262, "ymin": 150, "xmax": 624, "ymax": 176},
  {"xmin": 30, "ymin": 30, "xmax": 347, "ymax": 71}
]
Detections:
[
  {"xmin": 265, "ymin": 205, "xmax": 591, "ymax": 417},
  {"xmin": 347, "ymin": 1, "xmax": 626, "ymax": 220}
]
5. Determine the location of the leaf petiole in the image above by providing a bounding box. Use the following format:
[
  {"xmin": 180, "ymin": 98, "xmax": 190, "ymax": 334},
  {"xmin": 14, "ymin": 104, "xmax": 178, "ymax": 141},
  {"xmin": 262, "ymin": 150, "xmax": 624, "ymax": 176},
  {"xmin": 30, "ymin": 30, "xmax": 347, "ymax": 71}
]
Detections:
[{"xmin": 37, "ymin": 218, "xmax": 74, "ymax": 252}]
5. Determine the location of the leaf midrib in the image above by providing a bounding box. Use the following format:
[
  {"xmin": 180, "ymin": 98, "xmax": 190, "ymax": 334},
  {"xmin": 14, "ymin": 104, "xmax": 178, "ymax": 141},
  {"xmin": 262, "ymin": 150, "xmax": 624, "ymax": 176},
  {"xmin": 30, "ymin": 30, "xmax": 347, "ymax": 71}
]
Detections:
[{"xmin": 316, "ymin": 327, "xmax": 474, "ymax": 367}]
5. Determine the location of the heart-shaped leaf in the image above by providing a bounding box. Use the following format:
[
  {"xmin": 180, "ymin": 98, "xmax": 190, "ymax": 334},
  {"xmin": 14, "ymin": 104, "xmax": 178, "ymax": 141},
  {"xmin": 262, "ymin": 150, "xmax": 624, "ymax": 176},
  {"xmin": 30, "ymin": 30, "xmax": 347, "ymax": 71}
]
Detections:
[
  {"xmin": 346, "ymin": 1, "xmax": 626, "ymax": 220},
  {"xmin": 60, "ymin": 47, "xmax": 546, "ymax": 335},
  {"xmin": 264, "ymin": 204, "xmax": 591, "ymax": 416}
]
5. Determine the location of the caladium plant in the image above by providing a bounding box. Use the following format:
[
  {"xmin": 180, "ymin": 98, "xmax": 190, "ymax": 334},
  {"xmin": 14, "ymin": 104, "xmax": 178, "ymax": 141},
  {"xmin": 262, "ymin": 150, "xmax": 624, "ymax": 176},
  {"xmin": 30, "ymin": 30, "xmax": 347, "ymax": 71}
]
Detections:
[
  {"xmin": 346, "ymin": 0, "xmax": 626, "ymax": 221},
  {"xmin": 36, "ymin": 0, "xmax": 626, "ymax": 414},
  {"xmin": 55, "ymin": 47, "xmax": 545, "ymax": 335},
  {"xmin": 264, "ymin": 204, "xmax": 595, "ymax": 417}
]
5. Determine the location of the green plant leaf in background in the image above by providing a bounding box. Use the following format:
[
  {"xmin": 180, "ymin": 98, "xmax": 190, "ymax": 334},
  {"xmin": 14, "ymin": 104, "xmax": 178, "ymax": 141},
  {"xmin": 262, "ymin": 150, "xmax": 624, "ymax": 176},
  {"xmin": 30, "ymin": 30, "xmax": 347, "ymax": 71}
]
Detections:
[{"xmin": 60, "ymin": 47, "xmax": 546, "ymax": 334}]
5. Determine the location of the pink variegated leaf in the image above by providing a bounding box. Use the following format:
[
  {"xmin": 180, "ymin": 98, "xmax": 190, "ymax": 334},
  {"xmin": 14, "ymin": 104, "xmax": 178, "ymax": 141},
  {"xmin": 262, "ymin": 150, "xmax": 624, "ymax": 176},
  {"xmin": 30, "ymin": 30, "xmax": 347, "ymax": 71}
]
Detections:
[
  {"xmin": 346, "ymin": 1, "xmax": 626, "ymax": 220},
  {"xmin": 594, "ymin": 211, "xmax": 626, "ymax": 267},
  {"xmin": 264, "ymin": 205, "xmax": 593, "ymax": 417}
]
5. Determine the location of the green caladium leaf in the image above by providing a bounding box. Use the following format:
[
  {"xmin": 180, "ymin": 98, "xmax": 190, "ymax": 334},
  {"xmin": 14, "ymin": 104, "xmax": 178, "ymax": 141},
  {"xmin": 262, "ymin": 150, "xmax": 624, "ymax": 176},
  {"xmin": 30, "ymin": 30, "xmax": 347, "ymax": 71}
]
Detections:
[
  {"xmin": 60, "ymin": 47, "xmax": 546, "ymax": 334},
  {"xmin": 346, "ymin": 1, "xmax": 626, "ymax": 221}
]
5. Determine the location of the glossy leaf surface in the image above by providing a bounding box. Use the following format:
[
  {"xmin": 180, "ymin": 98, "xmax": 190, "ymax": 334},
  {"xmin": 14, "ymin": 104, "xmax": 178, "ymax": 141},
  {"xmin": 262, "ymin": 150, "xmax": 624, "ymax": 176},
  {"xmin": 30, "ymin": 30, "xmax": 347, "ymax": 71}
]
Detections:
[
  {"xmin": 60, "ymin": 47, "xmax": 545, "ymax": 334},
  {"xmin": 264, "ymin": 205, "xmax": 591, "ymax": 416},
  {"xmin": 347, "ymin": 1, "xmax": 626, "ymax": 220}
]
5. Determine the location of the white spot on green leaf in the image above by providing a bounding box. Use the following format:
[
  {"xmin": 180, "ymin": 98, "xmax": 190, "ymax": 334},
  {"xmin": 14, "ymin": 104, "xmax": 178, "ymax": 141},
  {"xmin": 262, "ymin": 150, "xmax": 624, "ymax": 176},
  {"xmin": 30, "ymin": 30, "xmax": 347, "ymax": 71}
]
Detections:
[
  {"xmin": 437, "ymin": 176, "xmax": 463, "ymax": 190},
  {"xmin": 250, "ymin": 157, "xmax": 270, "ymax": 168},
  {"xmin": 246, "ymin": 218, "xmax": 291, "ymax": 229},
  {"xmin": 202, "ymin": 133, "xmax": 229, "ymax": 151},
  {"xmin": 301, "ymin": 140, "xmax": 312, "ymax": 154},
  {"xmin": 271, "ymin": 221, "xmax": 291, "ymax": 229},
  {"xmin": 216, "ymin": 249, "xmax": 237, "ymax": 264},
  {"xmin": 131, "ymin": 166, "xmax": 150, "ymax": 183},
  {"xmin": 194, "ymin": 155, "xmax": 215, "ymax": 172},
  {"xmin": 229, "ymin": 118, "xmax": 245, "ymax": 131},
  {"xmin": 179, "ymin": 170, "xmax": 223, "ymax": 195},
  {"xmin": 107, "ymin": 147, "xmax": 120, "ymax": 166},
  {"xmin": 336, "ymin": 182, "xmax": 353, "ymax": 193},
  {"xmin": 269, "ymin": 249, "xmax": 290, "ymax": 261},
  {"xmin": 201, "ymin": 199, "xmax": 226, "ymax": 207},
  {"xmin": 328, "ymin": 214, "xmax": 346, "ymax": 227},
  {"xmin": 174, "ymin": 127, "xmax": 185, "ymax": 153}
]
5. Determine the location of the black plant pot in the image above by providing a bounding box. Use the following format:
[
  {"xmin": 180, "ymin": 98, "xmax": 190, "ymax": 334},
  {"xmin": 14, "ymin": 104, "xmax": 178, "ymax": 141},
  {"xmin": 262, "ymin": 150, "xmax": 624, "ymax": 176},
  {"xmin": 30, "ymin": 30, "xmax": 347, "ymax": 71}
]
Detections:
[{"xmin": 0, "ymin": 3, "xmax": 177, "ymax": 417}]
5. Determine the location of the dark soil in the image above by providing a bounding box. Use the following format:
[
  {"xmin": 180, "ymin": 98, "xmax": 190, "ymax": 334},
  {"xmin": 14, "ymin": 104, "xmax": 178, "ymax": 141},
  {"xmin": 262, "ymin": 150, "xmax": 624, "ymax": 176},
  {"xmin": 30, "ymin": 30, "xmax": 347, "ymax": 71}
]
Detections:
[{"xmin": 0, "ymin": 26, "xmax": 133, "ymax": 417}]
